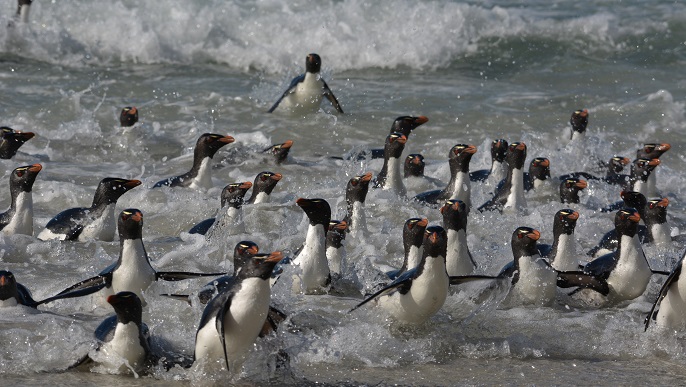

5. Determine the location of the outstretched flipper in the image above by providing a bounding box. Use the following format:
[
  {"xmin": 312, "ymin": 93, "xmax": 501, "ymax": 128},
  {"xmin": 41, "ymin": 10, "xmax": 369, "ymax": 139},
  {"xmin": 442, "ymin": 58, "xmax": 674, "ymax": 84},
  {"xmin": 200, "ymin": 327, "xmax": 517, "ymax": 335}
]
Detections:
[
  {"xmin": 322, "ymin": 80, "xmax": 344, "ymax": 114},
  {"xmin": 348, "ymin": 268, "xmax": 416, "ymax": 313},
  {"xmin": 449, "ymin": 275, "xmax": 499, "ymax": 286},
  {"xmin": 33, "ymin": 278, "xmax": 108, "ymax": 306},
  {"xmin": 268, "ymin": 75, "xmax": 304, "ymax": 113},
  {"xmin": 645, "ymin": 260, "xmax": 682, "ymax": 331},
  {"xmin": 155, "ymin": 271, "xmax": 225, "ymax": 281},
  {"xmin": 555, "ymin": 270, "xmax": 609, "ymax": 295}
]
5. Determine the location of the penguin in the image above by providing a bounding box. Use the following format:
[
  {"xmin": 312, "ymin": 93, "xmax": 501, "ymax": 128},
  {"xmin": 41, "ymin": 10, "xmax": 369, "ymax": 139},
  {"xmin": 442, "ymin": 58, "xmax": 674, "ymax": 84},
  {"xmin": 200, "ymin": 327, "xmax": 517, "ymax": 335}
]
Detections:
[
  {"xmin": 524, "ymin": 157, "xmax": 551, "ymax": 192},
  {"xmin": 385, "ymin": 218, "xmax": 428, "ymax": 280},
  {"xmin": 268, "ymin": 53, "xmax": 343, "ymax": 114},
  {"xmin": 637, "ymin": 142, "xmax": 670, "ymax": 160},
  {"xmin": 0, "ymin": 270, "xmax": 37, "ymax": 307},
  {"xmin": 537, "ymin": 209, "xmax": 581, "ymax": 272},
  {"xmin": 326, "ymin": 220, "xmax": 348, "ymax": 275},
  {"xmin": 578, "ymin": 208, "xmax": 653, "ymax": 303},
  {"xmin": 262, "ymin": 140, "xmax": 293, "ymax": 164},
  {"xmin": 342, "ymin": 172, "xmax": 372, "ymax": 236},
  {"xmin": 350, "ymin": 115, "xmax": 429, "ymax": 160},
  {"xmin": 559, "ymin": 178, "xmax": 588, "ymax": 204},
  {"xmin": 292, "ymin": 198, "xmax": 332, "ymax": 294},
  {"xmin": 246, "ymin": 171, "xmax": 283, "ymax": 204},
  {"xmin": 0, "ymin": 163, "xmax": 41, "ymax": 235},
  {"xmin": 624, "ymin": 158, "xmax": 660, "ymax": 197},
  {"xmin": 188, "ymin": 181, "xmax": 253, "ymax": 236},
  {"xmin": 37, "ymin": 177, "xmax": 142, "ymax": 242},
  {"xmin": 414, "ymin": 144, "xmax": 477, "ymax": 207},
  {"xmin": 15, "ymin": 0, "xmax": 32, "ymax": 23},
  {"xmin": 569, "ymin": 109, "xmax": 588, "ymax": 141},
  {"xmin": 589, "ymin": 191, "xmax": 648, "ymax": 257},
  {"xmin": 470, "ymin": 139, "xmax": 508, "ymax": 184},
  {"xmin": 0, "ymin": 127, "xmax": 35, "ymax": 159},
  {"xmin": 89, "ymin": 292, "xmax": 152, "ymax": 374},
  {"xmin": 404, "ymin": 154, "xmax": 425, "ymax": 178},
  {"xmin": 153, "ymin": 133, "xmax": 235, "ymax": 190},
  {"xmin": 644, "ymin": 197, "xmax": 672, "ymax": 246},
  {"xmin": 34, "ymin": 209, "xmax": 223, "ymax": 306},
  {"xmin": 119, "ymin": 107, "xmax": 138, "ymax": 127},
  {"xmin": 644, "ymin": 248, "xmax": 686, "ymax": 331},
  {"xmin": 350, "ymin": 225, "xmax": 450, "ymax": 324},
  {"xmin": 441, "ymin": 199, "xmax": 476, "ymax": 276},
  {"xmin": 477, "ymin": 141, "xmax": 527, "ymax": 213},
  {"xmin": 372, "ymin": 133, "xmax": 407, "ymax": 196},
  {"xmin": 193, "ymin": 252, "xmax": 283, "ymax": 373},
  {"xmin": 559, "ymin": 156, "xmax": 630, "ymax": 185}
]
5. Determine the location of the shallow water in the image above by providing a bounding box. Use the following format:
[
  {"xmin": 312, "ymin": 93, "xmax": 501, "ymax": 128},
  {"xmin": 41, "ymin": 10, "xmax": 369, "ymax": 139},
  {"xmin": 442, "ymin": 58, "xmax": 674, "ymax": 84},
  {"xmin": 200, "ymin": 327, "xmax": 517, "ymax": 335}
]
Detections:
[{"xmin": 1, "ymin": 0, "xmax": 686, "ymax": 385}]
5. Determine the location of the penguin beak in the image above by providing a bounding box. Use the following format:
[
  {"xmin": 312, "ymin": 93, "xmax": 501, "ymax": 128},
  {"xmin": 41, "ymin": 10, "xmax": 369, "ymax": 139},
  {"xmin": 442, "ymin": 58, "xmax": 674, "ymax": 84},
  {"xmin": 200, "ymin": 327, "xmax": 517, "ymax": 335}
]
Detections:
[
  {"xmin": 396, "ymin": 135, "xmax": 407, "ymax": 145},
  {"xmin": 16, "ymin": 131, "xmax": 35, "ymax": 140},
  {"xmin": 29, "ymin": 164, "xmax": 42, "ymax": 173},
  {"xmin": 247, "ymin": 245, "xmax": 259, "ymax": 255},
  {"xmin": 280, "ymin": 140, "xmax": 293, "ymax": 149},
  {"xmin": 332, "ymin": 221, "xmax": 347, "ymax": 231},
  {"xmin": 417, "ymin": 218, "xmax": 428, "ymax": 228},
  {"xmin": 359, "ymin": 172, "xmax": 373, "ymax": 182},
  {"xmin": 527, "ymin": 229, "xmax": 541, "ymax": 241},
  {"xmin": 567, "ymin": 211, "xmax": 580, "ymax": 221},
  {"xmin": 515, "ymin": 142, "xmax": 526, "ymax": 151},
  {"xmin": 428, "ymin": 231, "xmax": 439, "ymax": 243},
  {"xmin": 125, "ymin": 179, "xmax": 143, "ymax": 189},
  {"xmin": 129, "ymin": 107, "xmax": 138, "ymax": 115},
  {"xmin": 465, "ymin": 145, "xmax": 477, "ymax": 154},
  {"xmin": 218, "ymin": 135, "xmax": 236, "ymax": 144},
  {"xmin": 648, "ymin": 158, "xmax": 661, "ymax": 167},
  {"xmin": 620, "ymin": 157, "xmax": 630, "ymax": 165},
  {"xmin": 271, "ymin": 173, "xmax": 283, "ymax": 181},
  {"xmin": 657, "ymin": 197, "xmax": 670, "ymax": 208},
  {"xmin": 539, "ymin": 159, "xmax": 550, "ymax": 168},
  {"xmin": 266, "ymin": 251, "xmax": 284, "ymax": 263},
  {"xmin": 657, "ymin": 143, "xmax": 671, "ymax": 152},
  {"xmin": 130, "ymin": 211, "xmax": 143, "ymax": 222},
  {"xmin": 411, "ymin": 156, "xmax": 422, "ymax": 165},
  {"xmin": 575, "ymin": 179, "xmax": 588, "ymax": 189},
  {"xmin": 414, "ymin": 116, "xmax": 429, "ymax": 125},
  {"xmin": 629, "ymin": 212, "xmax": 641, "ymax": 223},
  {"xmin": 0, "ymin": 276, "xmax": 6, "ymax": 286},
  {"xmin": 239, "ymin": 181, "xmax": 253, "ymax": 189}
]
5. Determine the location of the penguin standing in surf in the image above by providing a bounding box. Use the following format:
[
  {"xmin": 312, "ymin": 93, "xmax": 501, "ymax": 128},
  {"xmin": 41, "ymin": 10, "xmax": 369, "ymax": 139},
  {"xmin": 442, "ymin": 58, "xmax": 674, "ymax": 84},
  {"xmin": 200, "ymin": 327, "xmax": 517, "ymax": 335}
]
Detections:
[
  {"xmin": 0, "ymin": 163, "xmax": 41, "ymax": 235},
  {"xmin": 268, "ymin": 53, "xmax": 344, "ymax": 114}
]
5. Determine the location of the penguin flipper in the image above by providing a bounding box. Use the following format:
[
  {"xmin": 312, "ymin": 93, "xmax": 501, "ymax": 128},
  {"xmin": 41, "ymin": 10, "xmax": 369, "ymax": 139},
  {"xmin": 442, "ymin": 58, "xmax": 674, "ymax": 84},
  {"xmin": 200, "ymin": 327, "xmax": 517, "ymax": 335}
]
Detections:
[
  {"xmin": 259, "ymin": 305, "xmax": 287, "ymax": 338},
  {"xmin": 34, "ymin": 276, "xmax": 108, "ymax": 306},
  {"xmin": 582, "ymin": 252, "xmax": 616, "ymax": 280},
  {"xmin": 645, "ymin": 255, "xmax": 683, "ymax": 331},
  {"xmin": 321, "ymin": 79, "xmax": 344, "ymax": 114},
  {"xmin": 153, "ymin": 175, "xmax": 187, "ymax": 189},
  {"xmin": 537, "ymin": 243, "xmax": 553, "ymax": 258},
  {"xmin": 349, "ymin": 269, "xmax": 416, "ymax": 313},
  {"xmin": 555, "ymin": 270, "xmax": 609, "ymax": 295},
  {"xmin": 267, "ymin": 74, "xmax": 304, "ymax": 113},
  {"xmin": 156, "ymin": 271, "xmax": 226, "ymax": 281},
  {"xmin": 449, "ymin": 275, "xmax": 498, "ymax": 286},
  {"xmin": 216, "ymin": 295, "xmax": 234, "ymax": 372},
  {"xmin": 469, "ymin": 169, "xmax": 490, "ymax": 182},
  {"xmin": 413, "ymin": 189, "xmax": 443, "ymax": 204},
  {"xmin": 159, "ymin": 293, "xmax": 192, "ymax": 305},
  {"xmin": 42, "ymin": 207, "xmax": 88, "ymax": 241},
  {"xmin": 651, "ymin": 270, "xmax": 671, "ymax": 276},
  {"xmin": 189, "ymin": 218, "xmax": 215, "ymax": 235}
]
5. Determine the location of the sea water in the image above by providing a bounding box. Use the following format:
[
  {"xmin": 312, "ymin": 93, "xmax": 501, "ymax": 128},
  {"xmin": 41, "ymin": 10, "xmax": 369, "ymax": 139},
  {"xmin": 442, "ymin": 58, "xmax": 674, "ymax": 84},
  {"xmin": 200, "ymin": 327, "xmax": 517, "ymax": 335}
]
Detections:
[{"xmin": 1, "ymin": 0, "xmax": 686, "ymax": 385}]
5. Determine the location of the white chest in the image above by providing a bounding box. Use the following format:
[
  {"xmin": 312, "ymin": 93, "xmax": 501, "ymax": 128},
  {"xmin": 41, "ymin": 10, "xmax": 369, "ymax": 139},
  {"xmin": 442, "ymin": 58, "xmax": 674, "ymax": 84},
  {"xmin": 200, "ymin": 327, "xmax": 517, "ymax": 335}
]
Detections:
[
  {"xmin": 209, "ymin": 206, "xmax": 244, "ymax": 237},
  {"xmin": 79, "ymin": 204, "xmax": 117, "ymax": 242},
  {"xmin": 326, "ymin": 246, "xmax": 345, "ymax": 275},
  {"xmin": 252, "ymin": 192, "xmax": 270, "ymax": 204},
  {"xmin": 488, "ymin": 161, "xmax": 507, "ymax": 187},
  {"xmin": 632, "ymin": 180, "xmax": 648, "ymax": 197},
  {"xmin": 99, "ymin": 322, "xmax": 146, "ymax": 373},
  {"xmin": 0, "ymin": 297, "xmax": 18, "ymax": 307},
  {"xmin": 607, "ymin": 235, "xmax": 652, "ymax": 301},
  {"xmin": 446, "ymin": 228, "xmax": 474, "ymax": 276},
  {"xmin": 282, "ymin": 73, "xmax": 324, "ymax": 111},
  {"xmin": 110, "ymin": 240, "xmax": 156, "ymax": 300},
  {"xmin": 293, "ymin": 224, "xmax": 329, "ymax": 293},
  {"xmin": 405, "ymin": 245, "xmax": 423, "ymax": 271},
  {"xmin": 3, "ymin": 191, "xmax": 33, "ymax": 236},
  {"xmin": 504, "ymin": 169, "xmax": 527, "ymax": 212},
  {"xmin": 449, "ymin": 172, "xmax": 471, "ymax": 208},
  {"xmin": 656, "ymin": 260, "xmax": 686, "ymax": 330},
  {"xmin": 190, "ymin": 157, "xmax": 213, "ymax": 190},
  {"xmin": 511, "ymin": 255, "xmax": 557, "ymax": 306},
  {"xmin": 550, "ymin": 234, "xmax": 579, "ymax": 272},
  {"xmin": 651, "ymin": 223, "xmax": 671, "ymax": 245},
  {"xmin": 350, "ymin": 201, "xmax": 368, "ymax": 235},
  {"xmin": 384, "ymin": 157, "xmax": 406, "ymax": 196}
]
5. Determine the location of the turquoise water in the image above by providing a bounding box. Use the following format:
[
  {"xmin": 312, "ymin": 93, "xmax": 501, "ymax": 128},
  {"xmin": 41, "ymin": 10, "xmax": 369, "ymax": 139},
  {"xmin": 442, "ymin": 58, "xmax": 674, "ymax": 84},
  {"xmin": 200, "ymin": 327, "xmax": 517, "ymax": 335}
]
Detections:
[{"xmin": 1, "ymin": 0, "xmax": 686, "ymax": 384}]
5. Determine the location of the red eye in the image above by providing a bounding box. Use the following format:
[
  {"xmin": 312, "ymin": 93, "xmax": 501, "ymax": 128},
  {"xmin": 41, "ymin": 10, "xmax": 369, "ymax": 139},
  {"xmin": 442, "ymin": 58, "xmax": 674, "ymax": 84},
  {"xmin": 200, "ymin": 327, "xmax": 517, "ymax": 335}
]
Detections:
[
  {"xmin": 16, "ymin": 171, "xmax": 23, "ymax": 177},
  {"xmin": 351, "ymin": 180, "xmax": 358, "ymax": 186}
]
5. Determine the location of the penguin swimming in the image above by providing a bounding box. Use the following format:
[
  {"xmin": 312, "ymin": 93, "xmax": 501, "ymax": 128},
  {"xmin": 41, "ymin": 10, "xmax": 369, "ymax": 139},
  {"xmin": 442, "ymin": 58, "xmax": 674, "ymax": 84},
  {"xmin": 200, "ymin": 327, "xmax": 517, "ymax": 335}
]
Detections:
[
  {"xmin": 470, "ymin": 139, "xmax": 508, "ymax": 185},
  {"xmin": 559, "ymin": 178, "xmax": 588, "ymax": 204},
  {"xmin": 37, "ymin": 177, "xmax": 141, "ymax": 242},
  {"xmin": 342, "ymin": 172, "xmax": 372, "ymax": 236},
  {"xmin": 624, "ymin": 158, "xmax": 660, "ymax": 197},
  {"xmin": 645, "ymin": 248, "xmax": 686, "ymax": 331},
  {"xmin": 350, "ymin": 225, "xmax": 450, "ymax": 324},
  {"xmin": 0, "ymin": 270, "xmax": 37, "ymax": 307},
  {"xmin": 524, "ymin": 157, "xmax": 551, "ymax": 192},
  {"xmin": 404, "ymin": 154, "xmax": 425, "ymax": 178},
  {"xmin": 569, "ymin": 109, "xmax": 588, "ymax": 141},
  {"xmin": 0, "ymin": 163, "xmax": 41, "ymax": 235},
  {"xmin": 119, "ymin": 107, "xmax": 138, "ymax": 127},
  {"xmin": 263, "ymin": 140, "xmax": 293, "ymax": 164},
  {"xmin": 193, "ymin": 252, "xmax": 282, "ymax": 373},
  {"xmin": 0, "ymin": 127, "xmax": 35, "ymax": 159},
  {"xmin": 153, "ymin": 133, "xmax": 235, "ymax": 190},
  {"xmin": 292, "ymin": 198, "xmax": 332, "ymax": 294},
  {"xmin": 15, "ymin": 0, "xmax": 32, "ymax": 23},
  {"xmin": 441, "ymin": 199, "xmax": 476, "ymax": 276},
  {"xmin": 559, "ymin": 156, "xmax": 630, "ymax": 186},
  {"xmin": 385, "ymin": 218, "xmax": 429, "ymax": 280},
  {"xmin": 326, "ymin": 220, "xmax": 348, "ymax": 275},
  {"xmin": 477, "ymin": 142, "xmax": 527, "ymax": 213},
  {"xmin": 268, "ymin": 53, "xmax": 343, "ymax": 114},
  {"xmin": 188, "ymin": 181, "xmax": 252, "ymax": 236},
  {"xmin": 372, "ymin": 133, "xmax": 407, "ymax": 196},
  {"xmin": 35, "ymin": 209, "xmax": 223, "ymax": 306},
  {"xmin": 246, "ymin": 171, "xmax": 282, "ymax": 204},
  {"xmin": 354, "ymin": 115, "xmax": 429, "ymax": 160},
  {"xmin": 537, "ymin": 209, "xmax": 581, "ymax": 272},
  {"xmin": 414, "ymin": 144, "xmax": 477, "ymax": 208}
]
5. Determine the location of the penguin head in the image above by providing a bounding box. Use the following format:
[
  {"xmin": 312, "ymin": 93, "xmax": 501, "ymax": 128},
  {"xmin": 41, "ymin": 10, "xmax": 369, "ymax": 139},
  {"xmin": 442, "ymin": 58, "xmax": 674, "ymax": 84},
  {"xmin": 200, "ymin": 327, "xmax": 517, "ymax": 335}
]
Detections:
[
  {"xmin": 326, "ymin": 220, "xmax": 347, "ymax": 248},
  {"xmin": 346, "ymin": 172, "xmax": 372, "ymax": 203},
  {"xmin": 233, "ymin": 241, "xmax": 259, "ymax": 276},
  {"xmin": 0, "ymin": 270, "xmax": 19, "ymax": 302},
  {"xmin": 553, "ymin": 209, "xmax": 579, "ymax": 235},
  {"xmin": 615, "ymin": 208, "xmax": 641, "ymax": 237},
  {"xmin": 570, "ymin": 109, "xmax": 589, "ymax": 137},
  {"xmin": 529, "ymin": 158, "xmax": 551, "ymax": 181},
  {"xmin": 403, "ymin": 218, "xmax": 428, "ymax": 251},
  {"xmin": 119, "ymin": 106, "xmax": 139, "ymax": 127},
  {"xmin": 306, "ymin": 53, "xmax": 322, "ymax": 73},
  {"xmin": 296, "ymin": 198, "xmax": 331, "ymax": 227},
  {"xmin": 118, "ymin": 209, "xmax": 143, "ymax": 240},
  {"xmin": 422, "ymin": 225, "xmax": 448, "ymax": 259},
  {"xmin": 384, "ymin": 133, "xmax": 407, "ymax": 159},
  {"xmin": 220, "ymin": 181, "xmax": 252, "ymax": 208},
  {"xmin": 511, "ymin": 227, "xmax": 541, "ymax": 259},
  {"xmin": 266, "ymin": 140, "xmax": 293, "ymax": 164},
  {"xmin": 96, "ymin": 178, "xmax": 142, "ymax": 206},
  {"xmin": 239, "ymin": 251, "xmax": 284, "ymax": 280},
  {"xmin": 506, "ymin": 142, "xmax": 527, "ymax": 170},
  {"xmin": 107, "ymin": 291, "xmax": 143, "ymax": 326},
  {"xmin": 637, "ymin": 143, "xmax": 670, "ymax": 160},
  {"xmin": 620, "ymin": 191, "xmax": 647, "ymax": 214},
  {"xmin": 253, "ymin": 171, "xmax": 283, "ymax": 195},
  {"xmin": 390, "ymin": 115, "xmax": 429, "ymax": 136},
  {"xmin": 440, "ymin": 200, "xmax": 468, "ymax": 231},
  {"xmin": 449, "ymin": 144, "xmax": 477, "ymax": 173},
  {"xmin": 491, "ymin": 139, "xmax": 508, "ymax": 163},
  {"xmin": 0, "ymin": 127, "xmax": 35, "ymax": 159},
  {"xmin": 609, "ymin": 156, "xmax": 630, "ymax": 174},
  {"xmin": 630, "ymin": 158, "xmax": 660, "ymax": 182},
  {"xmin": 645, "ymin": 197, "xmax": 669, "ymax": 225},
  {"xmin": 404, "ymin": 154, "xmax": 425, "ymax": 177},
  {"xmin": 195, "ymin": 133, "xmax": 235, "ymax": 160},
  {"xmin": 559, "ymin": 178, "xmax": 587, "ymax": 204},
  {"xmin": 10, "ymin": 163, "xmax": 41, "ymax": 193}
]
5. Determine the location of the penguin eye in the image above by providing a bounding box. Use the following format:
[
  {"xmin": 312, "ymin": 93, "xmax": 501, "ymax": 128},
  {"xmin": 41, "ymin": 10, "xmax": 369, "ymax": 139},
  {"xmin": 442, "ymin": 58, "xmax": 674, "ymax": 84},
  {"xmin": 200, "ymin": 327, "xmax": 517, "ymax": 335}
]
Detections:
[
  {"xmin": 351, "ymin": 179, "xmax": 358, "ymax": 186},
  {"xmin": 16, "ymin": 171, "xmax": 23, "ymax": 177}
]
